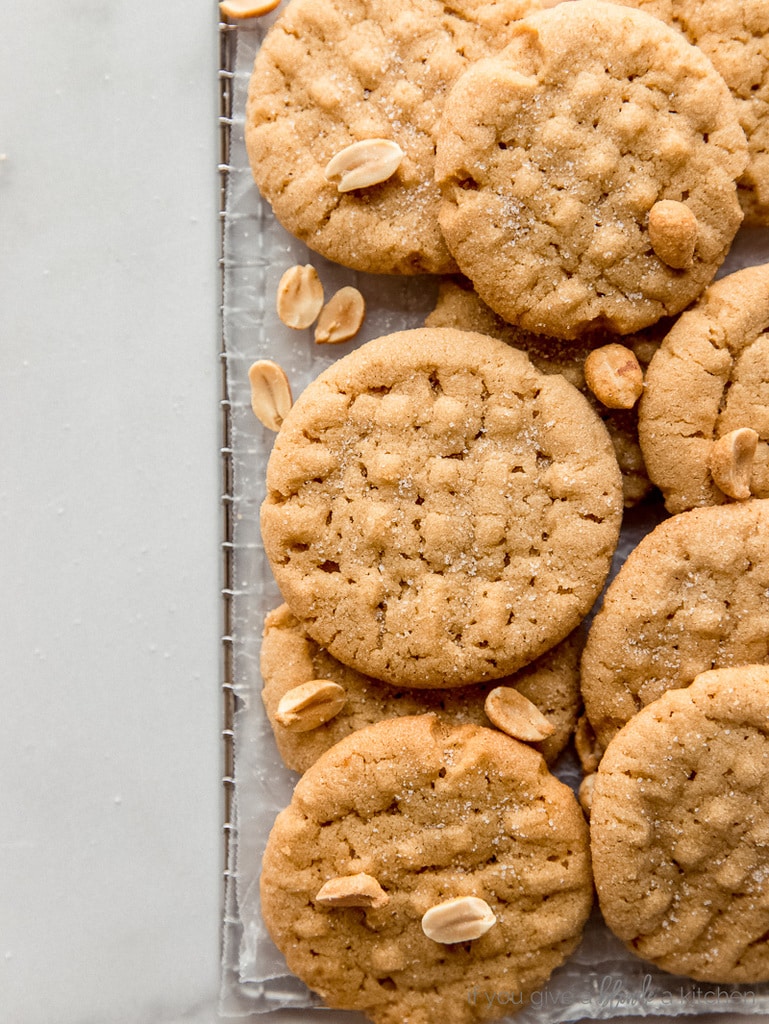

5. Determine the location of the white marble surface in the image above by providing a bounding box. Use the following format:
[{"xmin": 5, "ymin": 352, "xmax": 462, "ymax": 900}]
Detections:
[{"xmin": 0, "ymin": 4, "xmax": 221, "ymax": 1022}]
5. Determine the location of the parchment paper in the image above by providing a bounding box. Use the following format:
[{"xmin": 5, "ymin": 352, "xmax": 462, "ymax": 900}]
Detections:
[{"xmin": 219, "ymin": 15, "xmax": 769, "ymax": 1020}]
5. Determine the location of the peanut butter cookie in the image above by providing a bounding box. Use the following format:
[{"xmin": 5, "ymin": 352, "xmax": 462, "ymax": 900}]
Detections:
[
  {"xmin": 592, "ymin": 665, "xmax": 769, "ymax": 982},
  {"xmin": 639, "ymin": 262, "xmax": 769, "ymax": 513},
  {"xmin": 426, "ymin": 276, "xmax": 668, "ymax": 506},
  {"xmin": 612, "ymin": 0, "xmax": 769, "ymax": 225},
  {"xmin": 261, "ymin": 328, "xmax": 622, "ymax": 688},
  {"xmin": 260, "ymin": 714, "xmax": 593, "ymax": 1024},
  {"xmin": 261, "ymin": 603, "xmax": 581, "ymax": 770},
  {"xmin": 581, "ymin": 499, "xmax": 769, "ymax": 750},
  {"xmin": 435, "ymin": 0, "xmax": 748, "ymax": 337},
  {"xmin": 245, "ymin": 0, "xmax": 549, "ymax": 275}
]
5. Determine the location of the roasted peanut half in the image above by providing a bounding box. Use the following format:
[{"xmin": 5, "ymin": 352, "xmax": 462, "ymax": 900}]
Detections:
[
  {"xmin": 275, "ymin": 680, "xmax": 346, "ymax": 732},
  {"xmin": 324, "ymin": 139, "xmax": 404, "ymax": 193},
  {"xmin": 575, "ymin": 715, "xmax": 605, "ymax": 774},
  {"xmin": 421, "ymin": 896, "xmax": 496, "ymax": 944},
  {"xmin": 316, "ymin": 873, "xmax": 389, "ymax": 909},
  {"xmin": 708, "ymin": 427, "xmax": 759, "ymax": 501},
  {"xmin": 584, "ymin": 344, "xmax": 644, "ymax": 409},
  {"xmin": 484, "ymin": 687, "xmax": 555, "ymax": 742},
  {"xmin": 276, "ymin": 264, "xmax": 324, "ymax": 329},
  {"xmin": 315, "ymin": 287, "xmax": 366, "ymax": 344},
  {"xmin": 219, "ymin": 0, "xmax": 281, "ymax": 17},
  {"xmin": 248, "ymin": 359, "xmax": 292, "ymax": 431},
  {"xmin": 648, "ymin": 199, "xmax": 698, "ymax": 269},
  {"xmin": 579, "ymin": 774, "xmax": 596, "ymax": 818}
]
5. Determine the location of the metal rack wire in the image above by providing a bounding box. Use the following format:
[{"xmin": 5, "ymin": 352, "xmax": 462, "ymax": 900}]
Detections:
[
  {"xmin": 213, "ymin": 7, "xmax": 769, "ymax": 1019},
  {"xmin": 218, "ymin": 13, "xmax": 237, "ymax": 918}
]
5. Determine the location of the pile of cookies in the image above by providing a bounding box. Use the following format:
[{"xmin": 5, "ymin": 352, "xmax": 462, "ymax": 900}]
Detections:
[{"xmin": 232, "ymin": 0, "xmax": 769, "ymax": 1019}]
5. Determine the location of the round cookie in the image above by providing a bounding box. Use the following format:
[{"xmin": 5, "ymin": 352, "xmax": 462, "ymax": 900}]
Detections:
[
  {"xmin": 581, "ymin": 499, "xmax": 769, "ymax": 750},
  {"xmin": 435, "ymin": 0, "xmax": 748, "ymax": 339},
  {"xmin": 245, "ymin": 0, "xmax": 550, "ymax": 275},
  {"xmin": 260, "ymin": 714, "xmax": 594, "ymax": 1024},
  {"xmin": 639, "ymin": 262, "xmax": 769, "ymax": 514},
  {"xmin": 261, "ymin": 328, "xmax": 622, "ymax": 688},
  {"xmin": 261, "ymin": 603, "xmax": 581, "ymax": 771},
  {"xmin": 592, "ymin": 666, "xmax": 769, "ymax": 983},
  {"xmin": 426, "ymin": 276, "xmax": 669, "ymax": 506},
  {"xmin": 612, "ymin": 0, "xmax": 769, "ymax": 225}
]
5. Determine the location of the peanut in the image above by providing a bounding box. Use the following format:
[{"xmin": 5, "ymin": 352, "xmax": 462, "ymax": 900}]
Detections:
[
  {"xmin": 315, "ymin": 287, "xmax": 366, "ymax": 344},
  {"xmin": 275, "ymin": 680, "xmax": 346, "ymax": 732},
  {"xmin": 579, "ymin": 774, "xmax": 596, "ymax": 818},
  {"xmin": 276, "ymin": 264, "xmax": 324, "ymax": 329},
  {"xmin": 708, "ymin": 427, "xmax": 759, "ymax": 501},
  {"xmin": 324, "ymin": 139, "xmax": 404, "ymax": 193},
  {"xmin": 484, "ymin": 687, "xmax": 555, "ymax": 742},
  {"xmin": 219, "ymin": 0, "xmax": 281, "ymax": 18},
  {"xmin": 316, "ymin": 873, "xmax": 389, "ymax": 909},
  {"xmin": 574, "ymin": 715, "xmax": 605, "ymax": 774},
  {"xmin": 421, "ymin": 896, "xmax": 496, "ymax": 944},
  {"xmin": 648, "ymin": 199, "xmax": 698, "ymax": 269},
  {"xmin": 248, "ymin": 360, "xmax": 292, "ymax": 432},
  {"xmin": 584, "ymin": 344, "xmax": 644, "ymax": 409}
]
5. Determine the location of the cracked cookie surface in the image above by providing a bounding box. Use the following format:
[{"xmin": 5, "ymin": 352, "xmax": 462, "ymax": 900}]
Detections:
[
  {"xmin": 612, "ymin": 0, "xmax": 769, "ymax": 225},
  {"xmin": 592, "ymin": 666, "xmax": 769, "ymax": 983},
  {"xmin": 426, "ymin": 276, "xmax": 668, "ymax": 506},
  {"xmin": 261, "ymin": 603, "xmax": 581, "ymax": 771},
  {"xmin": 639, "ymin": 262, "xmax": 769, "ymax": 513},
  {"xmin": 245, "ymin": 0, "xmax": 549, "ymax": 275},
  {"xmin": 435, "ymin": 0, "xmax": 748, "ymax": 338},
  {"xmin": 261, "ymin": 328, "xmax": 622, "ymax": 688},
  {"xmin": 260, "ymin": 714, "xmax": 593, "ymax": 1024},
  {"xmin": 581, "ymin": 499, "xmax": 769, "ymax": 749}
]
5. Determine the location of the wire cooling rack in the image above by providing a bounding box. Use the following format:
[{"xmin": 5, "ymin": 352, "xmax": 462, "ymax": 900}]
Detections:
[
  {"xmin": 216, "ymin": 6, "xmax": 769, "ymax": 1021},
  {"xmin": 218, "ymin": 11, "xmax": 239, "ymax": 1008}
]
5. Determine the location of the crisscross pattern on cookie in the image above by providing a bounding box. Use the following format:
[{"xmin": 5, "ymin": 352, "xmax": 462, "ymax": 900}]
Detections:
[
  {"xmin": 246, "ymin": 0, "xmax": 550, "ymax": 274},
  {"xmin": 592, "ymin": 667, "xmax": 769, "ymax": 983},
  {"xmin": 261, "ymin": 716, "xmax": 593, "ymax": 1023},
  {"xmin": 436, "ymin": 0, "xmax": 748, "ymax": 337},
  {"xmin": 582, "ymin": 500, "xmax": 769, "ymax": 748},
  {"xmin": 613, "ymin": 0, "xmax": 769, "ymax": 224},
  {"xmin": 426, "ymin": 277, "xmax": 669, "ymax": 506},
  {"xmin": 639, "ymin": 263, "xmax": 769, "ymax": 513},
  {"xmin": 262, "ymin": 329, "xmax": 621, "ymax": 687}
]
